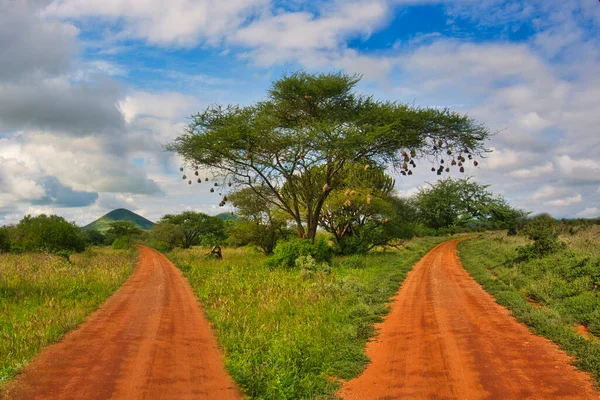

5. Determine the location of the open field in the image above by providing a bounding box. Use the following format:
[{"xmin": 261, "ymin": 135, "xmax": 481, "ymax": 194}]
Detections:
[
  {"xmin": 458, "ymin": 230, "xmax": 600, "ymax": 387},
  {"xmin": 0, "ymin": 247, "xmax": 137, "ymax": 387},
  {"xmin": 168, "ymin": 236, "xmax": 448, "ymax": 399}
]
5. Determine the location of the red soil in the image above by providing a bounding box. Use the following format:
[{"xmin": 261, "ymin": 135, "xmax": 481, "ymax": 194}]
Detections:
[
  {"xmin": 2, "ymin": 245, "xmax": 241, "ymax": 400},
  {"xmin": 340, "ymin": 239, "xmax": 599, "ymax": 400},
  {"xmin": 574, "ymin": 324, "xmax": 597, "ymax": 341}
]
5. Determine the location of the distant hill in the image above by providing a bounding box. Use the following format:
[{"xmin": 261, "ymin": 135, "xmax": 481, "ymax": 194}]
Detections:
[{"xmin": 84, "ymin": 208, "xmax": 155, "ymax": 231}]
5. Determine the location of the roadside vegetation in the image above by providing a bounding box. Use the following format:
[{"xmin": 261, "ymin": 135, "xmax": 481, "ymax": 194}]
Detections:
[
  {"xmin": 169, "ymin": 236, "xmax": 448, "ymax": 399},
  {"xmin": 0, "ymin": 247, "xmax": 138, "ymax": 387},
  {"xmin": 458, "ymin": 218, "xmax": 600, "ymax": 386}
]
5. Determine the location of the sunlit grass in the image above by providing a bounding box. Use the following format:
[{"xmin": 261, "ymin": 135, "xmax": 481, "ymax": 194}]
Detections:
[
  {"xmin": 169, "ymin": 236, "xmax": 448, "ymax": 399},
  {"xmin": 0, "ymin": 247, "xmax": 137, "ymax": 387}
]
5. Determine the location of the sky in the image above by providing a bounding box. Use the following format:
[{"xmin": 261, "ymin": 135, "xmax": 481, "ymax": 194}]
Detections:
[{"xmin": 0, "ymin": 0, "xmax": 599, "ymax": 226}]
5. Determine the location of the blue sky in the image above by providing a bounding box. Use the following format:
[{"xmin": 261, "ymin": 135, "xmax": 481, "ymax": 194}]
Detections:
[{"xmin": 0, "ymin": 0, "xmax": 599, "ymax": 224}]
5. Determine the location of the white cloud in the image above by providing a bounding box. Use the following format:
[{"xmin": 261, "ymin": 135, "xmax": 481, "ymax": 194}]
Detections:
[
  {"xmin": 119, "ymin": 91, "xmax": 200, "ymax": 123},
  {"xmin": 509, "ymin": 162, "xmax": 554, "ymax": 179},
  {"xmin": 533, "ymin": 185, "xmax": 560, "ymax": 200},
  {"xmin": 44, "ymin": 0, "xmax": 268, "ymax": 47},
  {"xmin": 557, "ymin": 155, "xmax": 600, "ymax": 182},
  {"xmin": 577, "ymin": 207, "xmax": 600, "ymax": 218},
  {"xmin": 545, "ymin": 194, "xmax": 583, "ymax": 207}
]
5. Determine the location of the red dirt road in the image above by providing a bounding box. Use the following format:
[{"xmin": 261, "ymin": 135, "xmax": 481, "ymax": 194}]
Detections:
[
  {"xmin": 2, "ymin": 245, "xmax": 241, "ymax": 400},
  {"xmin": 341, "ymin": 239, "xmax": 600, "ymax": 400}
]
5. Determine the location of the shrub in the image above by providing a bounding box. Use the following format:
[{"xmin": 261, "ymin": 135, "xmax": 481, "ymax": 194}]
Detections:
[
  {"xmin": 111, "ymin": 238, "xmax": 131, "ymax": 250},
  {"xmin": 12, "ymin": 214, "xmax": 86, "ymax": 253},
  {"xmin": 517, "ymin": 214, "xmax": 566, "ymax": 259},
  {"xmin": 0, "ymin": 227, "xmax": 10, "ymax": 253},
  {"xmin": 265, "ymin": 237, "xmax": 333, "ymax": 268}
]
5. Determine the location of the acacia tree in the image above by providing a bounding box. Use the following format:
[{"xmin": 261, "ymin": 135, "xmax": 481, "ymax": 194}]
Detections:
[
  {"xmin": 414, "ymin": 177, "xmax": 524, "ymax": 230},
  {"xmin": 169, "ymin": 72, "xmax": 490, "ymax": 241},
  {"xmin": 160, "ymin": 211, "xmax": 225, "ymax": 248}
]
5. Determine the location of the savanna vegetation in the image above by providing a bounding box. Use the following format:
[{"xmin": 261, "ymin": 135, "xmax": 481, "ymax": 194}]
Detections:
[
  {"xmin": 169, "ymin": 71, "xmax": 492, "ymax": 242},
  {"xmin": 168, "ymin": 236, "xmax": 449, "ymax": 398},
  {"xmin": 458, "ymin": 217, "xmax": 600, "ymax": 386},
  {"xmin": 0, "ymin": 247, "xmax": 138, "ymax": 387}
]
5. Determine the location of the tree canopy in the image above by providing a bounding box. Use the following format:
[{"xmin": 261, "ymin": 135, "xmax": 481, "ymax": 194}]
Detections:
[
  {"xmin": 413, "ymin": 177, "xmax": 525, "ymax": 230},
  {"xmin": 10, "ymin": 214, "xmax": 85, "ymax": 253},
  {"xmin": 227, "ymin": 187, "xmax": 292, "ymax": 254},
  {"xmin": 169, "ymin": 71, "xmax": 490, "ymax": 240},
  {"xmin": 160, "ymin": 211, "xmax": 225, "ymax": 248}
]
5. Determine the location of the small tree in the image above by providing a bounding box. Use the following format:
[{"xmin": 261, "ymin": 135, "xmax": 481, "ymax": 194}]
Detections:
[
  {"xmin": 169, "ymin": 71, "xmax": 490, "ymax": 241},
  {"xmin": 228, "ymin": 188, "xmax": 292, "ymax": 254},
  {"xmin": 149, "ymin": 221, "xmax": 185, "ymax": 251},
  {"xmin": 160, "ymin": 211, "xmax": 225, "ymax": 248},
  {"xmin": 414, "ymin": 177, "xmax": 518, "ymax": 230},
  {"xmin": 81, "ymin": 229, "xmax": 106, "ymax": 246},
  {"xmin": 319, "ymin": 163, "xmax": 416, "ymax": 253},
  {"xmin": 105, "ymin": 221, "xmax": 143, "ymax": 245},
  {"xmin": 11, "ymin": 214, "xmax": 85, "ymax": 253}
]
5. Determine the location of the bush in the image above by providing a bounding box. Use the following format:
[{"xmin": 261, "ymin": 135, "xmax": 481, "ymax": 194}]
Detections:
[
  {"xmin": 0, "ymin": 227, "xmax": 10, "ymax": 253},
  {"xmin": 517, "ymin": 214, "xmax": 566, "ymax": 259},
  {"xmin": 12, "ymin": 214, "xmax": 86, "ymax": 253},
  {"xmin": 265, "ymin": 237, "xmax": 333, "ymax": 268},
  {"xmin": 111, "ymin": 238, "xmax": 131, "ymax": 250}
]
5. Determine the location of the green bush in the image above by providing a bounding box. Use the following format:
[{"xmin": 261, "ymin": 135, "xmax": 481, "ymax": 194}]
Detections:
[
  {"xmin": 11, "ymin": 214, "xmax": 85, "ymax": 253},
  {"xmin": 517, "ymin": 214, "xmax": 566, "ymax": 260},
  {"xmin": 0, "ymin": 227, "xmax": 10, "ymax": 253},
  {"xmin": 111, "ymin": 238, "xmax": 131, "ymax": 250},
  {"xmin": 265, "ymin": 237, "xmax": 333, "ymax": 268}
]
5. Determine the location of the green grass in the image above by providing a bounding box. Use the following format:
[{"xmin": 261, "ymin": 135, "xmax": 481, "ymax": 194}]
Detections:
[
  {"xmin": 458, "ymin": 232, "xmax": 600, "ymax": 387},
  {"xmin": 168, "ymin": 236, "xmax": 448, "ymax": 399},
  {"xmin": 0, "ymin": 247, "xmax": 138, "ymax": 387}
]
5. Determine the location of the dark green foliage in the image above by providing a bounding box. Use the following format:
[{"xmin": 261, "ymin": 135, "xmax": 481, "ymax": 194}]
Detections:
[
  {"xmin": 11, "ymin": 214, "xmax": 85, "ymax": 253},
  {"xmin": 414, "ymin": 177, "xmax": 525, "ymax": 230},
  {"xmin": 517, "ymin": 214, "xmax": 566, "ymax": 259},
  {"xmin": 81, "ymin": 229, "xmax": 106, "ymax": 246},
  {"xmin": 160, "ymin": 211, "xmax": 225, "ymax": 249},
  {"xmin": 149, "ymin": 221, "xmax": 185, "ymax": 251},
  {"xmin": 84, "ymin": 208, "xmax": 154, "ymax": 231},
  {"xmin": 228, "ymin": 188, "xmax": 293, "ymax": 255},
  {"xmin": 104, "ymin": 221, "xmax": 144, "ymax": 245},
  {"xmin": 265, "ymin": 237, "xmax": 333, "ymax": 268},
  {"xmin": 169, "ymin": 71, "xmax": 490, "ymax": 241},
  {"xmin": 0, "ymin": 227, "xmax": 10, "ymax": 253}
]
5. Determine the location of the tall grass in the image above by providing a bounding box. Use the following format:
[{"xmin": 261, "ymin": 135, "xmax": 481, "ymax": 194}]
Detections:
[
  {"xmin": 0, "ymin": 247, "xmax": 137, "ymax": 387},
  {"xmin": 168, "ymin": 236, "xmax": 447, "ymax": 399},
  {"xmin": 458, "ymin": 232, "xmax": 600, "ymax": 387}
]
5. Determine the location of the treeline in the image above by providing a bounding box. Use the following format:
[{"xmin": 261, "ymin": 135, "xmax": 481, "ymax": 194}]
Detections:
[{"xmin": 0, "ymin": 177, "xmax": 527, "ymax": 258}]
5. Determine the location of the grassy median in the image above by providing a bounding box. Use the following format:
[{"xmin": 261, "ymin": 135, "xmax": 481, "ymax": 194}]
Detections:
[{"xmin": 169, "ymin": 236, "xmax": 447, "ymax": 399}]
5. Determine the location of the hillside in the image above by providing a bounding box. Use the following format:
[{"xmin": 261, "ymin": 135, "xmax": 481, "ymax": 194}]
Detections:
[{"xmin": 84, "ymin": 208, "xmax": 155, "ymax": 231}]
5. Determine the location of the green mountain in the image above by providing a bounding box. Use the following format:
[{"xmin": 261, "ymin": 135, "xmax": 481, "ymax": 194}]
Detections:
[{"xmin": 83, "ymin": 208, "xmax": 155, "ymax": 231}]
